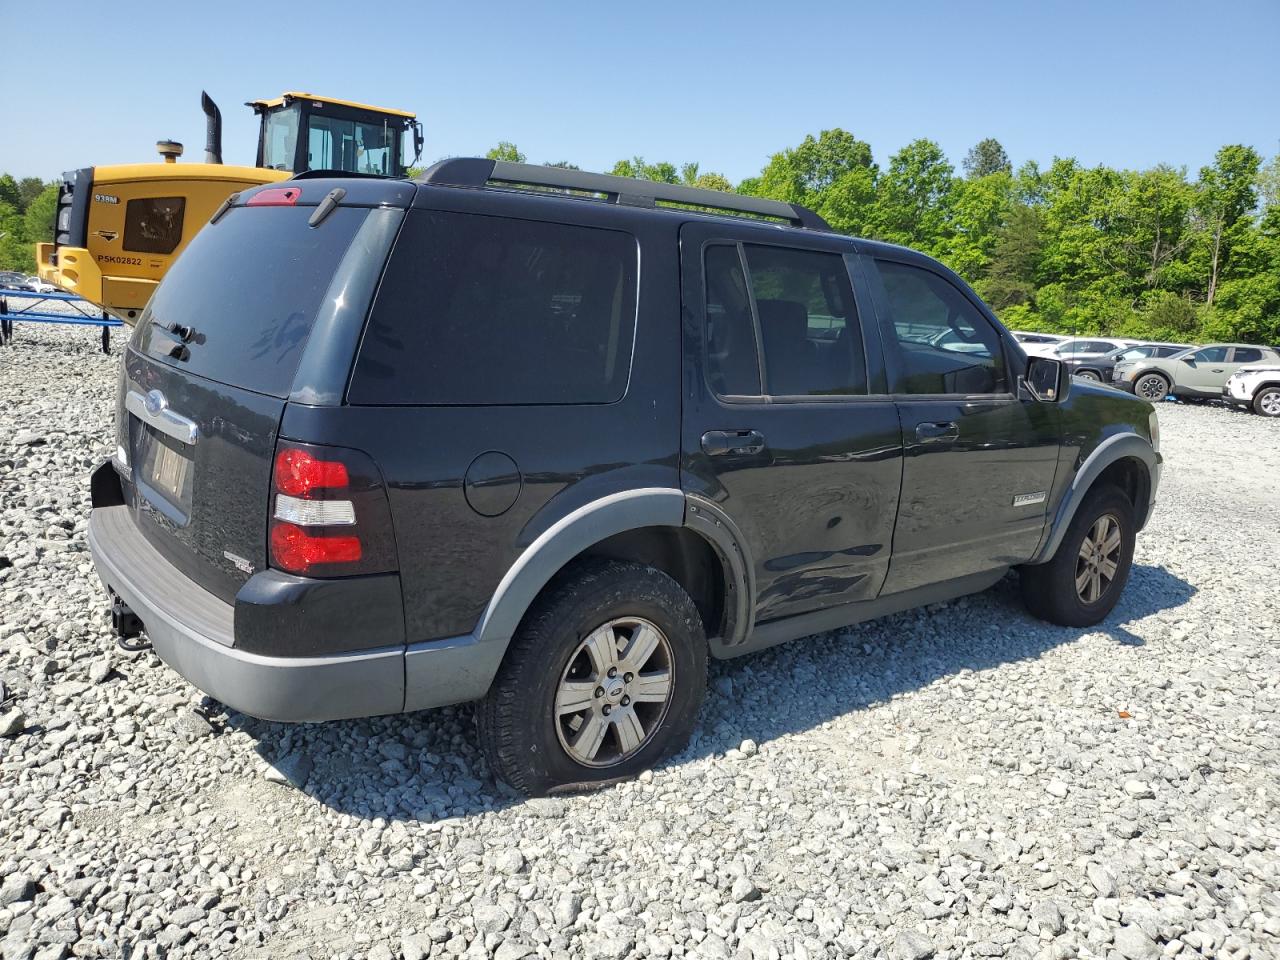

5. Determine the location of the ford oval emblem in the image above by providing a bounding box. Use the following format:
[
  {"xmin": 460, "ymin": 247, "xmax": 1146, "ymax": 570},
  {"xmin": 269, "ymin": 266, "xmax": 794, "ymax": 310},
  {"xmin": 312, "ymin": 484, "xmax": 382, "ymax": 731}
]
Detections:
[{"xmin": 144, "ymin": 389, "xmax": 167, "ymax": 416}]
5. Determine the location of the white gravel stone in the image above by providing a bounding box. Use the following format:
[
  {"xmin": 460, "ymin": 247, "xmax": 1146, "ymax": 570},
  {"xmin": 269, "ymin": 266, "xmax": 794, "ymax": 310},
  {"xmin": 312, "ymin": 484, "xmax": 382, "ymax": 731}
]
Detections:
[{"xmin": 2, "ymin": 329, "xmax": 1279, "ymax": 958}]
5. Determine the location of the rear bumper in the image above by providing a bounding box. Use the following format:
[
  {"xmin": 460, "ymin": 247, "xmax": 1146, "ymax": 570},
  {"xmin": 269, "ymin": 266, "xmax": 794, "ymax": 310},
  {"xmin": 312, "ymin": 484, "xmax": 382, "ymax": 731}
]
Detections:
[{"xmin": 89, "ymin": 503, "xmax": 405, "ymax": 722}]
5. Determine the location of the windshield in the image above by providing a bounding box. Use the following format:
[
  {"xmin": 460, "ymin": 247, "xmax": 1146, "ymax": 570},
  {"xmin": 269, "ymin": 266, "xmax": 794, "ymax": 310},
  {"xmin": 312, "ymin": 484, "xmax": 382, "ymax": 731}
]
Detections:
[
  {"xmin": 307, "ymin": 113, "xmax": 400, "ymax": 175},
  {"xmin": 261, "ymin": 105, "xmax": 301, "ymax": 171},
  {"xmin": 1112, "ymin": 346, "xmax": 1153, "ymax": 361}
]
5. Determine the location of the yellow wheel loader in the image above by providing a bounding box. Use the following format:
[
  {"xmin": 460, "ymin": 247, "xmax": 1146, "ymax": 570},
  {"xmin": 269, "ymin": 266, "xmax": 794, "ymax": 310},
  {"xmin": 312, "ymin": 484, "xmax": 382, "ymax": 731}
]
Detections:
[{"xmin": 37, "ymin": 91, "xmax": 422, "ymax": 323}]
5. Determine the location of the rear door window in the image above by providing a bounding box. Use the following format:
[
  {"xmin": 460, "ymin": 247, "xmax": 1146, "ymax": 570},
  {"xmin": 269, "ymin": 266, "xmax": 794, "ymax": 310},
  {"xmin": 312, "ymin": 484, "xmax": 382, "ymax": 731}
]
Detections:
[
  {"xmin": 1231, "ymin": 347, "xmax": 1263, "ymax": 363},
  {"xmin": 133, "ymin": 205, "xmax": 368, "ymax": 397},
  {"xmin": 349, "ymin": 210, "xmax": 638, "ymax": 405}
]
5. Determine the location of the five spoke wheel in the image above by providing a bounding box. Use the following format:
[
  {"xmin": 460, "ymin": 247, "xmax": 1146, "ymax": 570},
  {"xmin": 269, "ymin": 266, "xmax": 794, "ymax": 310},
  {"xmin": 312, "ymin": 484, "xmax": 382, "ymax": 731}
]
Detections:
[
  {"xmin": 555, "ymin": 617, "xmax": 675, "ymax": 767},
  {"xmin": 1075, "ymin": 513, "xmax": 1122, "ymax": 604}
]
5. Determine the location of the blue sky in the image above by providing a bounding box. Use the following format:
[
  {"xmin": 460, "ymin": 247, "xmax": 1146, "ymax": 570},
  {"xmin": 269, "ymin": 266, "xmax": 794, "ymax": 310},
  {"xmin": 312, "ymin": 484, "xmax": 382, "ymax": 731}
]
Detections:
[{"xmin": 1, "ymin": 0, "xmax": 1276, "ymax": 183}]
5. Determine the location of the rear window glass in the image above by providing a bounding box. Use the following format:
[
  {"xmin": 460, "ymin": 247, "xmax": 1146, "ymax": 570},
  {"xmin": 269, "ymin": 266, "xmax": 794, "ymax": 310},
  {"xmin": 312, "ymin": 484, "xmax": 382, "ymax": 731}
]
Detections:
[
  {"xmin": 348, "ymin": 210, "xmax": 637, "ymax": 405},
  {"xmin": 133, "ymin": 205, "xmax": 367, "ymax": 397}
]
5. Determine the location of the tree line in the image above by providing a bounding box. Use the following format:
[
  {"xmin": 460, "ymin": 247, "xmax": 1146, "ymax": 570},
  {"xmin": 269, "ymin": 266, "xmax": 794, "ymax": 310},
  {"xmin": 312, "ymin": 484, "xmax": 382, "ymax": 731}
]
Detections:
[
  {"xmin": 0, "ymin": 175, "xmax": 58, "ymax": 274},
  {"xmin": 488, "ymin": 136, "xmax": 1280, "ymax": 346},
  {"xmin": 5, "ymin": 132, "xmax": 1277, "ymax": 346}
]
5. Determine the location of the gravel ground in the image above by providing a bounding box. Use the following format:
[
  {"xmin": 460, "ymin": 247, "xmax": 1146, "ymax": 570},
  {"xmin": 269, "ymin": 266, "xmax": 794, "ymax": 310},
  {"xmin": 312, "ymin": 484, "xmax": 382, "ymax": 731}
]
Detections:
[{"xmin": 2, "ymin": 325, "xmax": 1278, "ymax": 960}]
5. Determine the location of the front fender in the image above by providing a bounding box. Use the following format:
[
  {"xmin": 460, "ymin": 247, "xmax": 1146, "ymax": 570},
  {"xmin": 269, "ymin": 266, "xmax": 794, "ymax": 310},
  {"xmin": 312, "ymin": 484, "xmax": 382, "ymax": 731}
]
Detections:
[{"xmin": 1029, "ymin": 432, "xmax": 1161, "ymax": 564}]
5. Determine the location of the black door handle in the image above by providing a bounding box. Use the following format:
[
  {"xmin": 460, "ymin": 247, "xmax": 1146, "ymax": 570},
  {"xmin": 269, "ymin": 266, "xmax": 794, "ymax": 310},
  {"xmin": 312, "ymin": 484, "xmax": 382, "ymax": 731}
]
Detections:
[
  {"xmin": 701, "ymin": 429, "xmax": 766, "ymax": 456},
  {"xmin": 915, "ymin": 421, "xmax": 959, "ymax": 441}
]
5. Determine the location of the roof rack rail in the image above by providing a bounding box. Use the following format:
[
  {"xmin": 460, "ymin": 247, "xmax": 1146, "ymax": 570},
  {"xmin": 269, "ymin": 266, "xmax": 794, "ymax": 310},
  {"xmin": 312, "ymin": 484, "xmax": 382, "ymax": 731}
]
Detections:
[{"xmin": 417, "ymin": 158, "xmax": 833, "ymax": 231}]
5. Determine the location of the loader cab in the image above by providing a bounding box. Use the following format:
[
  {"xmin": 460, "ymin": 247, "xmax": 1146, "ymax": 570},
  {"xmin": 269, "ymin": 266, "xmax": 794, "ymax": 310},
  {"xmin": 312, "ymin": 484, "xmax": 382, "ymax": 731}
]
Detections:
[{"xmin": 250, "ymin": 93, "xmax": 423, "ymax": 178}]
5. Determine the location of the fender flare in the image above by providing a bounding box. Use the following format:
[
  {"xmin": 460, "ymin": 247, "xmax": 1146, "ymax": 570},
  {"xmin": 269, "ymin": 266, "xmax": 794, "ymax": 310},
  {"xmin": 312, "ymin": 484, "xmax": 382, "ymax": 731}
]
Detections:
[{"xmin": 1029, "ymin": 432, "xmax": 1160, "ymax": 564}]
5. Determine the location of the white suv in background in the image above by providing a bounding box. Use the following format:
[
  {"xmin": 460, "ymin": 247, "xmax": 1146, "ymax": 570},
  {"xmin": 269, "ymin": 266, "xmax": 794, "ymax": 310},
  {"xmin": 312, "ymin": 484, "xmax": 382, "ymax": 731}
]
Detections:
[
  {"xmin": 1022, "ymin": 336, "xmax": 1137, "ymax": 360},
  {"xmin": 1223, "ymin": 361, "xmax": 1280, "ymax": 417}
]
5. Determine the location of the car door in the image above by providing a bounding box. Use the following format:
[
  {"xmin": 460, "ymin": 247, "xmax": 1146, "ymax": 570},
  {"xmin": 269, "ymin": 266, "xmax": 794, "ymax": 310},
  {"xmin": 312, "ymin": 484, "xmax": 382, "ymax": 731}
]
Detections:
[
  {"xmin": 863, "ymin": 255, "xmax": 1061, "ymax": 595},
  {"xmin": 679, "ymin": 222, "xmax": 902, "ymax": 630},
  {"xmin": 1175, "ymin": 346, "xmax": 1231, "ymax": 393}
]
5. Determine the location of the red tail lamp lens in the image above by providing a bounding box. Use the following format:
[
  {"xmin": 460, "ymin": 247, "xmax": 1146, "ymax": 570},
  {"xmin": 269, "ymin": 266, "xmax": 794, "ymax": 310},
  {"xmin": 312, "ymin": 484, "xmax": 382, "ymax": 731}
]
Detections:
[
  {"xmin": 247, "ymin": 186, "xmax": 302, "ymax": 207},
  {"xmin": 274, "ymin": 448, "xmax": 349, "ymax": 497},
  {"xmin": 270, "ymin": 522, "xmax": 362, "ymax": 574}
]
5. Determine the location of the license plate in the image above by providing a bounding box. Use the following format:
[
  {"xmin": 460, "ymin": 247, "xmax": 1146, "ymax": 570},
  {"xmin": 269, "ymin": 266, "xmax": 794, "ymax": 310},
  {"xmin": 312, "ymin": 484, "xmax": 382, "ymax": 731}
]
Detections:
[
  {"xmin": 137, "ymin": 425, "xmax": 192, "ymax": 515},
  {"xmin": 151, "ymin": 442, "xmax": 189, "ymax": 499}
]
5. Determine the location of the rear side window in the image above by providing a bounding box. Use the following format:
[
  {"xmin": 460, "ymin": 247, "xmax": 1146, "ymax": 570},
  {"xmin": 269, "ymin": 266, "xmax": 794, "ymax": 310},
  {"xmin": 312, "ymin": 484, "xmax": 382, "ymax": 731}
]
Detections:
[
  {"xmin": 133, "ymin": 205, "xmax": 368, "ymax": 397},
  {"xmin": 1232, "ymin": 347, "xmax": 1263, "ymax": 363},
  {"xmin": 875, "ymin": 260, "xmax": 1007, "ymax": 395},
  {"xmin": 703, "ymin": 242, "xmax": 867, "ymax": 398},
  {"xmin": 350, "ymin": 211, "xmax": 637, "ymax": 405}
]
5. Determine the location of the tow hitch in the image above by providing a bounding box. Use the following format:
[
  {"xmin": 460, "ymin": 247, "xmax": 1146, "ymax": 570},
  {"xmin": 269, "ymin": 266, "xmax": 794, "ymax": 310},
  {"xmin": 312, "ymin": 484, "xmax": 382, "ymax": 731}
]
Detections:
[{"xmin": 109, "ymin": 593, "xmax": 150, "ymax": 652}]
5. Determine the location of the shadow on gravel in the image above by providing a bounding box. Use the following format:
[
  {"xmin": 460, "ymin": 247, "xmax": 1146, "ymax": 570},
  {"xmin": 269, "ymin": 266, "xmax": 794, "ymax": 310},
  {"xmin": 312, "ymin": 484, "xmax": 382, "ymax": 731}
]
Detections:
[{"xmin": 219, "ymin": 562, "xmax": 1193, "ymax": 822}]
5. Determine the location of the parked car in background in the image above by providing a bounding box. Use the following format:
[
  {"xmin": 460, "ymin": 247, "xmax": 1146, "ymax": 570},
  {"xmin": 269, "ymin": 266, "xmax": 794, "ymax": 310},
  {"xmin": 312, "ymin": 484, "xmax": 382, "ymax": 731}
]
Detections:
[
  {"xmin": 0, "ymin": 271, "xmax": 29, "ymax": 290},
  {"xmin": 1066, "ymin": 342, "xmax": 1194, "ymax": 383},
  {"xmin": 23, "ymin": 276, "xmax": 59, "ymax": 294},
  {"xmin": 1022, "ymin": 336, "xmax": 1137, "ymax": 360},
  {"xmin": 86, "ymin": 159, "xmax": 1162, "ymax": 795},
  {"xmin": 1113, "ymin": 344, "xmax": 1280, "ymax": 402},
  {"xmin": 1223, "ymin": 360, "xmax": 1280, "ymax": 417},
  {"xmin": 1011, "ymin": 331, "xmax": 1067, "ymax": 347}
]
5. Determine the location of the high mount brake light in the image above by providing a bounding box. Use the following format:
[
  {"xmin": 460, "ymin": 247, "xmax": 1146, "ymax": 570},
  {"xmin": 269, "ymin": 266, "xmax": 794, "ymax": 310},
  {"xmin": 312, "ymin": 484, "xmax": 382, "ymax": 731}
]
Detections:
[{"xmin": 247, "ymin": 186, "xmax": 302, "ymax": 207}]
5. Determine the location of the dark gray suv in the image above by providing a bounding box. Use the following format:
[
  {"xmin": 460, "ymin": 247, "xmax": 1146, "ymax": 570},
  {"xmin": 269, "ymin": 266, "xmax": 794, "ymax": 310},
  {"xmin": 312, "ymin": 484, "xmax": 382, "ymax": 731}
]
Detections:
[{"xmin": 88, "ymin": 160, "xmax": 1162, "ymax": 794}]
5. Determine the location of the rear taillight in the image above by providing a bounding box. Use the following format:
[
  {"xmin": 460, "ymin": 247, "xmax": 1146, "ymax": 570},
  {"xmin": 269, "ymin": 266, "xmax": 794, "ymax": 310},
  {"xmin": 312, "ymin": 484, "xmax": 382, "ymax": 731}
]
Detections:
[{"xmin": 268, "ymin": 441, "xmax": 396, "ymax": 577}]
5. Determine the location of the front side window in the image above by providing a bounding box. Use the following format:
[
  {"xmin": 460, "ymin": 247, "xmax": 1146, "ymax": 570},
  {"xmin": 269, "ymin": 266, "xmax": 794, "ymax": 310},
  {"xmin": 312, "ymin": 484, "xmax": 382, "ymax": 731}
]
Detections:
[
  {"xmin": 1194, "ymin": 346, "xmax": 1229, "ymax": 363},
  {"xmin": 875, "ymin": 260, "xmax": 1007, "ymax": 395},
  {"xmin": 350, "ymin": 211, "xmax": 637, "ymax": 405},
  {"xmin": 123, "ymin": 197, "xmax": 185, "ymax": 254}
]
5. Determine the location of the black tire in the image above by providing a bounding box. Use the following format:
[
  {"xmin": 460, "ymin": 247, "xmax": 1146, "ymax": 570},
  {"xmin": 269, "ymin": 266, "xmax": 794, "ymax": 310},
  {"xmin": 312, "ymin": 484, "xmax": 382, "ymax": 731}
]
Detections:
[
  {"xmin": 1252, "ymin": 386, "xmax": 1280, "ymax": 417},
  {"xmin": 478, "ymin": 559, "xmax": 707, "ymax": 796},
  {"xmin": 1075, "ymin": 369, "xmax": 1102, "ymax": 382},
  {"xmin": 1020, "ymin": 485, "xmax": 1136, "ymax": 627},
  {"xmin": 1134, "ymin": 372, "xmax": 1170, "ymax": 402}
]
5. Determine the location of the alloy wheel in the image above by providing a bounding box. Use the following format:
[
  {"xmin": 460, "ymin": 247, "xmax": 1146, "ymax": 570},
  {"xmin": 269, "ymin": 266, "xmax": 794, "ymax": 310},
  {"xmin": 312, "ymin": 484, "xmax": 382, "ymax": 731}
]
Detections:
[
  {"xmin": 1075, "ymin": 513, "xmax": 1122, "ymax": 604},
  {"xmin": 1259, "ymin": 390, "xmax": 1280, "ymax": 417},
  {"xmin": 554, "ymin": 617, "xmax": 675, "ymax": 767},
  {"xmin": 1135, "ymin": 375, "xmax": 1168, "ymax": 401}
]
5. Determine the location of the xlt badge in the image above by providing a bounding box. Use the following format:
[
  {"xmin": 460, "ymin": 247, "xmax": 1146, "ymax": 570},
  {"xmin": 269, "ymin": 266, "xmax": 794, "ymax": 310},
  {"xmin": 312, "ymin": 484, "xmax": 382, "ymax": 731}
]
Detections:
[{"xmin": 223, "ymin": 550, "xmax": 254, "ymax": 574}]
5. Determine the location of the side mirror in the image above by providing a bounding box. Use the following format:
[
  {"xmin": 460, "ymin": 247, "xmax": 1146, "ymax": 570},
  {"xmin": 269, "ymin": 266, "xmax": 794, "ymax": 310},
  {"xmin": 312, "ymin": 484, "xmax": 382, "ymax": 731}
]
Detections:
[
  {"xmin": 1024, "ymin": 356, "xmax": 1067, "ymax": 403},
  {"xmin": 1181, "ymin": 357, "xmax": 1194, "ymax": 364}
]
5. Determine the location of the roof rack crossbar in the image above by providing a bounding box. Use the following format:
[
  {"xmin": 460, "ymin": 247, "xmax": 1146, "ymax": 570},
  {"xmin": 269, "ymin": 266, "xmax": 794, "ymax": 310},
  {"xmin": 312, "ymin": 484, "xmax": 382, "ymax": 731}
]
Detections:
[{"xmin": 417, "ymin": 158, "xmax": 832, "ymax": 231}]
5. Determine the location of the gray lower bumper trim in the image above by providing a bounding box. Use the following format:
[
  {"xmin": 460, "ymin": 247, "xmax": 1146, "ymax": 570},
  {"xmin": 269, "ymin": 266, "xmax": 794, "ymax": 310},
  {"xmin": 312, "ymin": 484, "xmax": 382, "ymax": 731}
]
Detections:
[{"xmin": 88, "ymin": 505, "xmax": 405, "ymax": 722}]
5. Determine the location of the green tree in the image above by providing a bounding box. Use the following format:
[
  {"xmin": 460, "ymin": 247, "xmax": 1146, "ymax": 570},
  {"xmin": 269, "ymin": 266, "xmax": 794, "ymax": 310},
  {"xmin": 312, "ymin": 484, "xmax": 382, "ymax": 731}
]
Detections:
[
  {"xmin": 485, "ymin": 142, "xmax": 526, "ymax": 163},
  {"xmin": 0, "ymin": 175, "xmax": 19, "ymax": 211},
  {"xmin": 940, "ymin": 171, "xmax": 1014, "ymax": 281},
  {"xmin": 963, "ymin": 138, "xmax": 1012, "ymax": 179},
  {"xmin": 750, "ymin": 129, "xmax": 875, "ymax": 205},
  {"xmin": 23, "ymin": 184, "xmax": 59, "ymax": 247},
  {"xmin": 1193, "ymin": 144, "xmax": 1261, "ymax": 305},
  {"xmin": 978, "ymin": 203, "xmax": 1044, "ymax": 311},
  {"xmin": 872, "ymin": 138, "xmax": 955, "ymax": 254},
  {"xmin": 0, "ymin": 200, "xmax": 34, "ymax": 273},
  {"xmin": 17, "ymin": 177, "xmax": 46, "ymax": 211}
]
